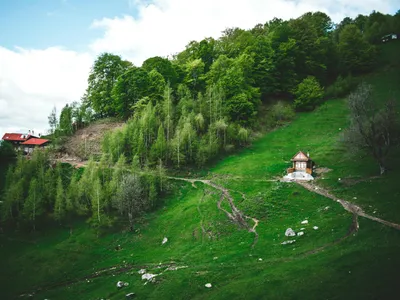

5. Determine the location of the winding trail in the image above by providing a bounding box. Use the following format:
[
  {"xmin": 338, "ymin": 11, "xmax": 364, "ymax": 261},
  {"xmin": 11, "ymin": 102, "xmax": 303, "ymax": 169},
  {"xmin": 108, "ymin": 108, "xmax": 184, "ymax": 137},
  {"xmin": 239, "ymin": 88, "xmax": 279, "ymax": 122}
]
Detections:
[
  {"xmin": 168, "ymin": 176, "xmax": 260, "ymax": 248},
  {"xmin": 296, "ymin": 181, "xmax": 400, "ymax": 231}
]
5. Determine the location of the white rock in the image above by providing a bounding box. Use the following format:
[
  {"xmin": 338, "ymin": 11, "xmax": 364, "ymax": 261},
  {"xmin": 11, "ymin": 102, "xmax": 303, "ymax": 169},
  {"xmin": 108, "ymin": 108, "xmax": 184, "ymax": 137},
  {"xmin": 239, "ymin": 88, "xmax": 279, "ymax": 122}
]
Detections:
[
  {"xmin": 301, "ymin": 220, "xmax": 308, "ymax": 224},
  {"xmin": 138, "ymin": 269, "xmax": 146, "ymax": 274},
  {"xmin": 142, "ymin": 273, "xmax": 157, "ymax": 282},
  {"xmin": 297, "ymin": 231, "xmax": 304, "ymax": 236},
  {"xmin": 205, "ymin": 283, "xmax": 212, "ymax": 288},
  {"xmin": 281, "ymin": 240, "xmax": 296, "ymax": 245},
  {"xmin": 258, "ymin": 258, "xmax": 263, "ymax": 261},
  {"xmin": 162, "ymin": 237, "xmax": 168, "ymax": 245},
  {"xmin": 353, "ymin": 197, "xmax": 357, "ymax": 200},
  {"xmin": 300, "ymin": 228, "xmax": 305, "ymax": 230},
  {"xmin": 285, "ymin": 228, "xmax": 296, "ymax": 237},
  {"xmin": 313, "ymin": 226, "xmax": 319, "ymax": 230},
  {"xmin": 213, "ymin": 257, "xmax": 218, "ymax": 260},
  {"xmin": 338, "ymin": 178, "xmax": 341, "ymax": 181},
  {"xmin": 324, "ymin": 206, "xmax": 330, "ymax": 210}
]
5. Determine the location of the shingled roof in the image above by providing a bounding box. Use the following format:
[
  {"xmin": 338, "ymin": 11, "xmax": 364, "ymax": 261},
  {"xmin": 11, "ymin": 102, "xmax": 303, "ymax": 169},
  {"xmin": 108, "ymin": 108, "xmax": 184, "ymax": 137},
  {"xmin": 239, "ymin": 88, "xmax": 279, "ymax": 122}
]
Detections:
[{"xmin": 291, "ymin": 151, "xmax": 311, "ymax": 162}]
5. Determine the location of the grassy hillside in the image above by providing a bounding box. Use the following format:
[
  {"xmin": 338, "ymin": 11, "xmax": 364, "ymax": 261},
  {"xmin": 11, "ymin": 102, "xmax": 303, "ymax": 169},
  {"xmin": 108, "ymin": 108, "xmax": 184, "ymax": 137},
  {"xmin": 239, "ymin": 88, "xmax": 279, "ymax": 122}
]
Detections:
[{"xmin": 1, "ymin": 42, "xmax": 400, "ymax": 300}]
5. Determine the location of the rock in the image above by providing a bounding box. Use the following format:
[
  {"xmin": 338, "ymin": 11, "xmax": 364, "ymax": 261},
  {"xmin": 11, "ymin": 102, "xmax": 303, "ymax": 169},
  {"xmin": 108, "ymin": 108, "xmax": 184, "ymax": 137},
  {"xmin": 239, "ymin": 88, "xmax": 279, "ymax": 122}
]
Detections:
[
  {"xmin": 213, "ymin": 257, "xmax": 218, "ymax": 260},
  {"xmin": 297, "ymin": 231, "xmax": 304, "ymax": 236},
  {"xmin": 162, "ymin": 237, "xmax": 168, "ymax": 245},
  {"xmin": 138, "ymin": 269, "xmax": 146, "ymax": 274},
  {"xmin": 126, "ymin": 292, "xmax": 136, "ymax": 298},
  {"xmin": 285, "ymin": 228, "xmax": 296, "ymax": 237},
  {"xmin": 205, "ymin": 283, "xmax": 212, "ymax": 288},
  {"xmin": 313, "ymin": 226, "xmax": 318, "ymax": 230},
  {"xmin": 142, "ymin": 273, "xmax": 157, "ymax": 282},
  {"xmin": 300, "ymin": 228, "xmax": 305, "ymax": 230},
  {"xmin": 301, "ymin": 220, "xmax": 308, "ymax": 224},
  {"xmin": 281, "ymin": 240, "xmax": 296, "ymax": 245},
  {"xmin": 258, "ymin": 258, "xmax": 263, "ymax": 261}
]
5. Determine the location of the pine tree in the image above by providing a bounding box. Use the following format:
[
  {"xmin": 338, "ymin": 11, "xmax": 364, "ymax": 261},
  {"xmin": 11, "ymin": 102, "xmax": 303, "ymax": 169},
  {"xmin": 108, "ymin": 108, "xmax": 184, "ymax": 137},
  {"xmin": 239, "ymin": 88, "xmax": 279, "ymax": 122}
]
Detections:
[
  {"xmin": 22, "ymin": 178, "xmax": 42, "ymax": 231},
  {"xmin": 54, "ymin": 176, "xmax": 65, "ymax": 222}
]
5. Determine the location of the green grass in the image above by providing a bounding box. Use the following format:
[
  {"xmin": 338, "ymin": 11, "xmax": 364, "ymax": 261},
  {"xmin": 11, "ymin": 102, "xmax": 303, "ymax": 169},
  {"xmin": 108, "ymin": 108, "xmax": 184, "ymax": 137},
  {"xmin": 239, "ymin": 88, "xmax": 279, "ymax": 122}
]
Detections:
[{"xmin": 1, "ymin": 43, "xmax": 400, "ymax": 299}]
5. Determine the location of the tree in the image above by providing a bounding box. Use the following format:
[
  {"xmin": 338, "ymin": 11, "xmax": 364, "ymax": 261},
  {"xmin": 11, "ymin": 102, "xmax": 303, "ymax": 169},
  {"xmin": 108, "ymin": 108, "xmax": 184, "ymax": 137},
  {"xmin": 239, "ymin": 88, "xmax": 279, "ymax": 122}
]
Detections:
[
  {"xmin": 344, "ymin": 83, "xmax": 400, "ymax": 175},
  {"xmin": 59, "ymin": 104, "xmax": 73, "ymax": 135},
  {"xmin": 48, "ymin": 106, "xmax": 58, "ymax": 136},
  {"xmin": 86, "ymin": 53, "xmax": 132, "ymax": 117},
  {"xmin": 293, "ymin": 76, "xmax": 324, "ymax": 111},
  {"xmin": 338, "ymin": 24, "xmax": 377, "ymax": 74},
  {"xmin": 54, "ymin": 176, "xmax": 65, "ymax": 221},
  {"xmin": 0, "ymin": 141, "xmax": 16, "ymax": 160},
  {"xmin": 113, "ymin": 174, "xmax": 146, "ymax": 231},
  {"xmin": 22, "ymin": 178, "xmax": 42, "ymax": 230},
  {"xmin": 112, "ymin": 67, "xmax": 151, "ymax": 120},
  {"xmin": 142, "ymin": 56, "xmax": 178, "ymax": 88}
]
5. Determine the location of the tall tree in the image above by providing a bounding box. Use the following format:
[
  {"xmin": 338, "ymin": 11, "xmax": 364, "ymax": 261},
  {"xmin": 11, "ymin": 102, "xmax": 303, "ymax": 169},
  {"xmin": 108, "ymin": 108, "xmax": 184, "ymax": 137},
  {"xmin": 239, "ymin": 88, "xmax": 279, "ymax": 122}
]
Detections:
[
  {"xmin": 86, "ymin": 53, "xmax": 132, "ymax": 117},
  {"xmin": 344, "ymin": 83, "xmax": 400, "ymax": 174}
]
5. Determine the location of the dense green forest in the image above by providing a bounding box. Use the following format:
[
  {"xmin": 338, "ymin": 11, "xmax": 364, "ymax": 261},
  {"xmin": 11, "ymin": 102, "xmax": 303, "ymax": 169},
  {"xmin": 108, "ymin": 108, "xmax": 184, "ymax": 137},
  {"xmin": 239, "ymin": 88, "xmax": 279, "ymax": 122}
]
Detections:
[{"xmin": 1, "ymin": 10, "xmax": 400, "ymax": 230}]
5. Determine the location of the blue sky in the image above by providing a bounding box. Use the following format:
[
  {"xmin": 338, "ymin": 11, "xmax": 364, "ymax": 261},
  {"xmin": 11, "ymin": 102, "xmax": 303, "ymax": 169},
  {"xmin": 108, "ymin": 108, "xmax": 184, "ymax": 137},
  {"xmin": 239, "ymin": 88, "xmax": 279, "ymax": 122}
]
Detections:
[
  {"xmin": 0, "ymin": 0, "xmax": 139, "ymax": 51},
  {"xmin": 0, "ymin": 0, "xmax": 398, "ymax": 138}
]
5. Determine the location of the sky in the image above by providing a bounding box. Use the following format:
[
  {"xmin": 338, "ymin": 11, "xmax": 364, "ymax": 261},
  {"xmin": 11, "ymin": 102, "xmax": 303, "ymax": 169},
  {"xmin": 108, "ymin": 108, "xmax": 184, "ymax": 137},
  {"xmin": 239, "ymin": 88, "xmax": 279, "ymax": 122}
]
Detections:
[{"xmin": 0, "ymin": 0, "xmax": 398, "ymax": 138}]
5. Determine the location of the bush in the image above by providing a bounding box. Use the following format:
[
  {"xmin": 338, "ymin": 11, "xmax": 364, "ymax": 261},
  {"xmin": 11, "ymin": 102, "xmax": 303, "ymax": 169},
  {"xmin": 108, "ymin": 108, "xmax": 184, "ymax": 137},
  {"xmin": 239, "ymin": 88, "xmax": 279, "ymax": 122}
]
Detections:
[
  {"xmin": 270, "ymin": 101, "xmax": 295, "ymax": 126},
  {"xmin": 293, "ymin": 76, "xmax": 324, "ymax": 111},
  {"xmin": 325, "ymin": 74, "xmax": 359, "ymax": 99}
]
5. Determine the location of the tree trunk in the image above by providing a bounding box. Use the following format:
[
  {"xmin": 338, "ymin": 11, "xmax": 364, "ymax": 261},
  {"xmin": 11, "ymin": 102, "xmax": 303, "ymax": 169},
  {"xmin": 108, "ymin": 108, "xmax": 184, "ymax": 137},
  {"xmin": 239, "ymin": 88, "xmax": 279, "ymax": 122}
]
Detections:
[{"xmin": 379, "ymin": 163, "xmax": 386, "ymax": 175}]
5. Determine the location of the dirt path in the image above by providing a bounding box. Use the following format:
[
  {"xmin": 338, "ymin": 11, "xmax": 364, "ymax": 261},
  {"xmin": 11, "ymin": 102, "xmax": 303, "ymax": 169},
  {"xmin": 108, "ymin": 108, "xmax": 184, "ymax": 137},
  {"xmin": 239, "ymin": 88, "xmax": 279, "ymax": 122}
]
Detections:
[
  {"xmin": 168, "ymin": 176, "xmax": 260, "ymax": 248},
  {"xmin": 297, "ymin": 181, "xmax": 400, "ymax": 231}
]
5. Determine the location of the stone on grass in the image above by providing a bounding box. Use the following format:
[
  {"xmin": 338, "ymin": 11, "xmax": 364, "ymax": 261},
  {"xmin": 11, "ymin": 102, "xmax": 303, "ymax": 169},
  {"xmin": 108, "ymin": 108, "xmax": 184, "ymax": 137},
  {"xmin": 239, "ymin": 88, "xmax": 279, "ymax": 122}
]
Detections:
[
  {"xmin": 162, "ymin": 237, "xmax": 168, "ymax": 245},
  {"xmin": 126, "ymin": 292, "xmax": 136, "ymax": 298},
  {"xmin": 281, "ymin": 240, "xmax": 296, "ymax": 245},
  {"xmin": 205, "ymin": 283, "xmax": 212, "ymax": 288},
  {"xmin": 297, "ymin": 231, "xmax": 304, "ymax": 236},
  {"xmin": 301, "ymin": 220, "xmax": 308, "ymax": 224},
  {"xmin": 285, "ymin": 228, "xmax": 296, "ymax": 237},
  {"xmin": 313, "ymin": 226, "xmax": 318, "ymax": 230},
  {"xmin": 138, "ymin": 269, "xmax": 146, "ymax": 274},
  {"xmin": 142, "ymin": 273, "xmax": 157, "ymax": 283}
]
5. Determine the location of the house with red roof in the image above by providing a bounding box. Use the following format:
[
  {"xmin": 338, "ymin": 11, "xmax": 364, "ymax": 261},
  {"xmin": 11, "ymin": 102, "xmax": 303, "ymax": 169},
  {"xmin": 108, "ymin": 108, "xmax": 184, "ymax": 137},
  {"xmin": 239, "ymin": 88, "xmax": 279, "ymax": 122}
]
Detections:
[
  {"xmin": 21, "ymin": 138, "xmax": 50, "ymax": 154},
  {"xmin": 1, "ymin": 132, "xmax": 50, "ymax": 154}
]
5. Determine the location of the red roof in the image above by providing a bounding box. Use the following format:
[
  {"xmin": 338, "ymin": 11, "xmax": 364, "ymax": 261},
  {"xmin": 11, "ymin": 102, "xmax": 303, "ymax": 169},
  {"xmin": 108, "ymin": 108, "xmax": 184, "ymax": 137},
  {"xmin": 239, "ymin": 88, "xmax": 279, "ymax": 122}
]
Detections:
[
  {"xmin": 21, "ymin": 138, "xmax": 49, "ymax": 146},
  {"xmin": 2, "ymin": 133, "xmax": 39, "ymax": 142}
]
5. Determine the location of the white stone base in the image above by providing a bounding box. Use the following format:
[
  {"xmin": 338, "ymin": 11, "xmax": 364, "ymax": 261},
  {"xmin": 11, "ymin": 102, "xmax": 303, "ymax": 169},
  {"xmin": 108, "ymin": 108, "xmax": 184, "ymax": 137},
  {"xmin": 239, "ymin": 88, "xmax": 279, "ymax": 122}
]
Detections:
[{"xmin": 283, "ymin": 171, "xmax": 314, "ymax": 182}]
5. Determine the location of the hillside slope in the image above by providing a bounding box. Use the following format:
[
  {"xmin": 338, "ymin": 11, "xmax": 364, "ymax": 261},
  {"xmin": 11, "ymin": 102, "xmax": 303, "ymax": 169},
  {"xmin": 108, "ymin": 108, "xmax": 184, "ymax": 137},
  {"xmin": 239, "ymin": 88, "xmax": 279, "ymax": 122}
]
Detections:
[
  {"xmin": 1, "ymin": 43, "xmax": 400, "ymax": 300},
  {"xmin": 56, "ymin": 119, "xmax": 124, "ymax": 161}
]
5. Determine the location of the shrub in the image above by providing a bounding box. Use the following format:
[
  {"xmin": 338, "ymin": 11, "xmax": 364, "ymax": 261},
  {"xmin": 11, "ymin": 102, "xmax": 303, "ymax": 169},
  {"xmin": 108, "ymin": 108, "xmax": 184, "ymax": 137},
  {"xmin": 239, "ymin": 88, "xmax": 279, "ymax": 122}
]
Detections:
[
  {"xmin": 293, "ymin": 76, "xmax": 324, "ymax": 111},
  {"xmin": 325, "ymin": 74, "xmax": 359, "ymax": 99},
  {"xmin": 270, "ymin": 101, "xmax": 296, "ymax": 126}
]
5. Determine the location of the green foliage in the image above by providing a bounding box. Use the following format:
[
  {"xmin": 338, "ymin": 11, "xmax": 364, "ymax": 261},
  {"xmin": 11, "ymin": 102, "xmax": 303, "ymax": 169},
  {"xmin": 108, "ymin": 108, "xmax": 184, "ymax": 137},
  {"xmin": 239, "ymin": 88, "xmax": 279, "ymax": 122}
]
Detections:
[
  {"xmin": 112, "ymin": 67, "xmax": 151, "ymax": 120},
  {"xmin": 325, "ymin": 74, "xmax": 360, "ymax": 99},
  {"xmin": 86, "ymin": 53, "xmax": 132, "ymax": 117},
  {"xmin": 269, "ymin": 101, "xmax": 296, "ymax": 125},
  {"xmin": 294, "ymin": 76, "xmax": 324, "ymax": 111},
  {"xmin": 0, "ymin": 141, "xmax": 16, "ymax": 159},
  {"xmin": 58, "ymin": 104, "xmax": 73, "ymax": 135},
  {"xmin": 338, "ymin": 24, "xmax": 377, "ymax": 74}
]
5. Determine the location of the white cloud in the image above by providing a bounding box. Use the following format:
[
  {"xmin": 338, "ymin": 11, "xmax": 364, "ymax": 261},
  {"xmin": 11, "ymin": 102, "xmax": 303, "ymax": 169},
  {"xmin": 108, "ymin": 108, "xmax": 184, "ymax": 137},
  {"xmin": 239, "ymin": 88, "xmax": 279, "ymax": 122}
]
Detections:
[
  {"xmin": 1, "ymin": 0, "xmax": 398, "ymax": 138},
  {"xmin": 0, "ymin": 46, "xmax": 92, "ymax": 137}
]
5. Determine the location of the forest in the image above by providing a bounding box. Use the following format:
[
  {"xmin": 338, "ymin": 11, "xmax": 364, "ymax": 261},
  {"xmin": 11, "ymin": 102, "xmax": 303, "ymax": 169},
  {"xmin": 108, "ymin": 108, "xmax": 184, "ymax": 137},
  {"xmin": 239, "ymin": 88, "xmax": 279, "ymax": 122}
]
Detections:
[{"xmin": 1, "ymin": 10, "xmax": 400, "ymax": 231}]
